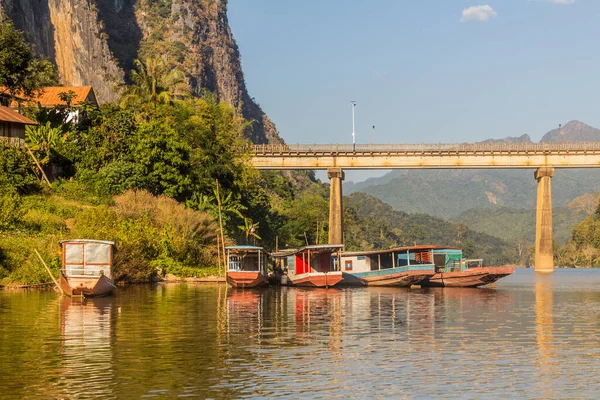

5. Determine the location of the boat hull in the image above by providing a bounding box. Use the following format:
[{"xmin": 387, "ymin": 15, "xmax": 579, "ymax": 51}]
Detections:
[
  {"xmin": 60, "ymin": 272, "xmax": 116, "ymax": 297},
  {"xmin": 345, "ymin": 266, "xmax": 435, "ymax": 287},
  {"xmin": 226, "ymin": 271, "xmax": 269, "ymax": 288},
  {"xmin": 421, "ymin": 267, "xmax": 514, "ymax": 288},
  {"xmin": 288, "ymin": 271, "xmax": 344, "ymax": 288}
]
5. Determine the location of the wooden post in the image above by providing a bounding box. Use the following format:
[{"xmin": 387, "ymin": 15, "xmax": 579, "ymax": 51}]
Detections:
[
  {"xmin": 215, "ymin": 180, "xmax": 227, "ymax": 277},
  {"xmin": 26, "ymin": 144, "xmax": 51, "ymax": 186},
  {"xmin": 34, "ymin": 249, "xmax": 64, "ymax": 295}
]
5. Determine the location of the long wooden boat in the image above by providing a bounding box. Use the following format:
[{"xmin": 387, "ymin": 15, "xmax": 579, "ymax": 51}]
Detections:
[
  {"xmin": 423, "ymin": 266, "xmax": 514, "ymax": 287},
  {"xmin": 226, "ymin": 245, "xmax": 269, "ymax": 288},
  {"xmin": 273, "ymin": 244, "xmax": 345, "ymax": 287},
  {"xmin": 341, "ymin": 246, "xmax": 439, "ymax": 287},
  {"xmin": 60, "ymin": 239, "xmax": 117, "ymax": 297},
  {"xmin": 419, "ymin": 248, "xmax": 514, "ymax": 288}
]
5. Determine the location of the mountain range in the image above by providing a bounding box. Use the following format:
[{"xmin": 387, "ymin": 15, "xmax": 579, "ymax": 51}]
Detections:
[{"xmin": 346, "ymin": 120, "xmax": 600, "ymax": 244}]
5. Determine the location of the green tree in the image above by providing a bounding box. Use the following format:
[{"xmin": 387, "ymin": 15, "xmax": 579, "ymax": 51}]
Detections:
[
  {"xmin": 25, "ymin": 122, "xmax": 64, "ymax": 165},
  {"xmin": 0, "ymin": 145, "xmax": 41, "ymax": 194},
  {"xmin": 0, "ymin": 18, "xmax": 56, "ymax": 105},
  {"xmin": 120, "ymin": 57, "xmax": 189, "ymax": 108},
  {"xmin": 132, "ymin": 120, "xmax": 192, "ymax": 198}
]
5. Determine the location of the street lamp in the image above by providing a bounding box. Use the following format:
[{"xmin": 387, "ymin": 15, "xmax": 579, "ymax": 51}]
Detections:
[{"xmin": 351, "ymin": 101, "xmax": 356, "ymax": 151}]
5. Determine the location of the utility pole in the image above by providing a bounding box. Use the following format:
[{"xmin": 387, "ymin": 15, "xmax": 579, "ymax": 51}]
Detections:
[
  {"xmin": 351, "ymin": 101, "xmax": 356, "ymax": 152},
  {"xmin": 371, "ymin": 125, "xmax": 375, "ymax": 144}
]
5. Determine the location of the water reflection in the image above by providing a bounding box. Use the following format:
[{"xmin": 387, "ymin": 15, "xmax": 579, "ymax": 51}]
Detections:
[
  {"xmin": 2, "ymin": 270, "xmax": 600, "ymax": 398},
  {"xmin": 59, "ymin": 296, "xmax": 115, "ymax": 399}
]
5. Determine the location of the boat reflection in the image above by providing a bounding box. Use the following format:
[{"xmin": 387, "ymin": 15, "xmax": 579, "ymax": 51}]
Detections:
[{"xmin": 59, "ymin": 296, "xmax": 114, "ymax": 399}]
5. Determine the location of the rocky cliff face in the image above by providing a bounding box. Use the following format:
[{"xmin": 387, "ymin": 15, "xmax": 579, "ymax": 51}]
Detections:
[{"xmin": 0, "ymin": 0, "xmax": 279, "ymax": 143}]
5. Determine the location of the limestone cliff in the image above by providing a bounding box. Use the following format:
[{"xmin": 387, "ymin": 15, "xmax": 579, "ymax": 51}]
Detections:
[{"xmin": 0, "ymin": 0, "xmax": 279, "ymax": 143}]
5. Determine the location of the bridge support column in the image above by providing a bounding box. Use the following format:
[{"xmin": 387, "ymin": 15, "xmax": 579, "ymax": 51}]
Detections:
[
  {"xmin": 328, "ymin": 168, "xmax": 345, "ymax": 245},
  {"xmin": 535, "ymin": 167, "xmax": 554, "ymax": 273}
]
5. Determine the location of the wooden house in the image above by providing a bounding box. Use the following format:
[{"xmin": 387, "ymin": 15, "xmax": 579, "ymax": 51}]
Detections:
[
  {"xmin": 0, "ymin": 105, "xmax": 36, "ymax": 145},
  {"xmin": 10, "ymin": 86, "xmax": 98, "ymax": 109}
]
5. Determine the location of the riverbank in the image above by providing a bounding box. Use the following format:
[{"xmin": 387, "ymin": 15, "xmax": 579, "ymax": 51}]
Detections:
[{"xmin": 0, "ymin": 187, "xmax": 222, "ymax": 286}]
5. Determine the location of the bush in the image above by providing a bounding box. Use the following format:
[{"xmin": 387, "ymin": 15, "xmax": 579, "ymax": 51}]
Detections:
[
  {"xmin": 0, "ymin": 145, "xmax": 41, "ymax": 195},
  {"xmin": 0, "ymin": 191, "xmax": 24, "ymax": 231},
  {"xmin": 0, "ymin": 233, "xmax": 61, "ymax": 285},
  {"xmin": 69, "ymin": 190, "xmax": 220, "ymax": 283}
]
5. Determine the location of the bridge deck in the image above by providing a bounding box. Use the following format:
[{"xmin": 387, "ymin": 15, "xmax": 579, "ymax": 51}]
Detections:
[{"xmin": 250, "ymin": 143, "xmax": 600, "ymax": 170}]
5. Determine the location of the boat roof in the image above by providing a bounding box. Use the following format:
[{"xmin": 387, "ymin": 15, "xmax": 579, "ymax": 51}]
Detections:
[
  {"xmin": 60, "ymin": 239, "xmax": 116, "ymax": 246},
  {"xmin": 225, "ymin": 245, "xmax": 267, "ymax": 252},
  {"xmin": 342, "ymin": 245, "xmax": 462, "ymax": 257},
  {"xmin": 272, "ymin": 244, "xmax": 344, "ymax": 258}
]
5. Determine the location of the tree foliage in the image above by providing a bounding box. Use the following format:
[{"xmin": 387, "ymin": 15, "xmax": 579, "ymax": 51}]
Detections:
[{"xmin": 0, "ymin": 18, "xmax": 57, "ymax": 105}]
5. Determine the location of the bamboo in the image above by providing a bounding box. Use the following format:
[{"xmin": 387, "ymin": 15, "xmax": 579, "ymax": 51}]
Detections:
[
  {"xmin": 26, "ymin": 144, "xmax": 51, "ymax": 186},
  {"xmin": 34, "ymin": 248, "xmax": 64, "ymax": 295},
  {"xmin": 215, "ymin": 179, "xmax": 227, "ymax": 277}
]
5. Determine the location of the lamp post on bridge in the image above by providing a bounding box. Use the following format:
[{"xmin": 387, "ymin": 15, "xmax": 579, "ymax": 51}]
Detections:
[{"xmin": 351, "ymin": 101, "xmax": 356, "ymax": 152}]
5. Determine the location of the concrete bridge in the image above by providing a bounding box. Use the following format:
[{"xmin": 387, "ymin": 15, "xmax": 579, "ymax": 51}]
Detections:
[{"xmin": 250, "ymin": 142, "xmax": 600, "ymax": 273}]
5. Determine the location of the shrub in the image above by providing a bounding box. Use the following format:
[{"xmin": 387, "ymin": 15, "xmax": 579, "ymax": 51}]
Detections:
[
  {"xmin": 0, "ymin": 145, "xmax": 41, "ymax": 195},
  {"xmin": 0, "ymin": 191, "xmax": 24, "ymax": 231}
]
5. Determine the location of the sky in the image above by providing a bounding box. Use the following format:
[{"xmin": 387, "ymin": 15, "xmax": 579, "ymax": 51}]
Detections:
[{"xmin": 228, "ymin": 0, "xmax": 600, "ymax": 182}]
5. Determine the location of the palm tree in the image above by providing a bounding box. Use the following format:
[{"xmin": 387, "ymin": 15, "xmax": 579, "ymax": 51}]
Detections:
[
  {"xmin": 120, "ymin": 57, "xmax": 189, "ymax": 107},
  {"xmin": 25, "ymin": 122, "xmax": 64, "ymax": 165},
  {"xmin": 238, "ymin": 218, "xmax": 261, "ymax": 244}
]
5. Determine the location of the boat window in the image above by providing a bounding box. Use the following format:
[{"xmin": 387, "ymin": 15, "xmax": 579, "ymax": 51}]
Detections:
[
  {"xmin": 229, "ymin": 256, "xmax": 242, "ymax": 271},
  {"xmin": 85, "ymin": 243, "xmax": 111, "ymax": 264},
  {"xmin": 65, "ymin": 244, "xmax": 84, "ymax": 264},
  {"xmin": 63, "ymin": 242, "xmax": 112, "ymax": 277},
  {"xmin": 397, "ymin": 253, "xmax": 409, "ymax": 267}
]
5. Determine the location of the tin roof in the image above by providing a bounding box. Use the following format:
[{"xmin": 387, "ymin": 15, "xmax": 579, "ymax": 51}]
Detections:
[
  {"xmin": 59, "ymin": 239, "xmax": 116, "ymax": 246},
  {"xmin": 0, "ymin": 106, "xmax": 36, "ymax": 125},
  {"xmin": 225, "ymin": 245, "xmax": 266, "ymax": 251},
  {"xmin": 272, "ymin": 244, "xmax": 344, "ymax": 258},
  {"xmin": 342, "ymin": 245, "xmax": 462, "ymax": 257}
]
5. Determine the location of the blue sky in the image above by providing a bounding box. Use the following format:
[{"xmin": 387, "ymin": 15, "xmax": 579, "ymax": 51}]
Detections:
[{"xmin": 228, "ymin": 0, "xmax": 600, "ymax": 180}]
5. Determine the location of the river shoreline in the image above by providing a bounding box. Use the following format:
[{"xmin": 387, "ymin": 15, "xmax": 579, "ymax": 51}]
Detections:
[{"xmin": 0, "ymin": 275, "xmax": 227, "ymax": 291}]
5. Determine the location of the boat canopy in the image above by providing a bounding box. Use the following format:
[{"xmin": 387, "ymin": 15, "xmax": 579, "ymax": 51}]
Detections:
[
  {"xmin": 342, "ymin": 245, "xmax": 461, "ymax": 257},
  {"xmin": 62, "ymin": 240, "xmax": 114, "ymax": 278},
  {"xmin": 60, "ymin": 239, "xmax": 116, "ymax": 246},
  {"xmin": 272, "ymin": 244, "xmax": 344, "ymax": 258},
  {"xmin": 225, "ymin": 245, "xmax": 267, "ymax": 252}
]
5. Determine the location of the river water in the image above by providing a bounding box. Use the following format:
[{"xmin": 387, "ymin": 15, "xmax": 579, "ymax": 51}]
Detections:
[{"xmin": 1, "ymin": 269, "xmax": 599, "ymax": 399}]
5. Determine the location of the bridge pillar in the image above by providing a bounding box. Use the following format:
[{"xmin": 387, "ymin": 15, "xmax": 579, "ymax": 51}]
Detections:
[
  {"xmin": 534, "ymin": 167, "xmax": 554, "ymax": 273},
  {"xmin": 328, "ymin": 168, "xmax": 345, "ymax": 245}
]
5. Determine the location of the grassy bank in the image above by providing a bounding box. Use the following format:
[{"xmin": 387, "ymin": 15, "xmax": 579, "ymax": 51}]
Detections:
[{"xmin": 0, "ymin": 185, "xmax": 221, "ymax": 286}]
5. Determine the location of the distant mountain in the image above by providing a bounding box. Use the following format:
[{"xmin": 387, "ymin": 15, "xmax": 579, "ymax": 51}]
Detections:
[
  {"xmin": 346, "ymin": 169, "xmax": 600, "ymax": 219},
  {"xmin": 481, "ymin": 134, "xmax": 532, "ymax": 144},
  {"xmin": 346, "ymin": 121, "xmax": 600, "ymax": 221},
  {"xmin": 345, "ymin": 193, "xmax": 517, "ymax": 265},
  {"xmin": 541, "ymin": 120, "xmax": 600, "ymax": 143},
  {"xmin": 451, "ymin": 207, "xmax": 584, "ymax": 245}
]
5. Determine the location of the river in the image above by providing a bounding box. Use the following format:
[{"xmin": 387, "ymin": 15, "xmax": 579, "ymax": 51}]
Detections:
[{"xmin": 1, "ymin": 269, "xmax": 599, "ymax": 399}]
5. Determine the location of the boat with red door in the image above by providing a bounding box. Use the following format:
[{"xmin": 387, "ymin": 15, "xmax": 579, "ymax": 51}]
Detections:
[
  {"xmin": 226, "ymin": 245, "xmax": 270, "ymax": 288},
  {"xmin": 273, "ymin": 244, "xmax": 344, "ymax": 287}
]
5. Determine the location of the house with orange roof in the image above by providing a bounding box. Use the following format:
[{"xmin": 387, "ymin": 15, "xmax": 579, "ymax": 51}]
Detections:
[
  {"xmin": 9, "ymin": 86, "xmax": 98, "ymax": 108},
  {"xmin": 0, "ymin": 105, "xmax": 37, "ymax": 145}
]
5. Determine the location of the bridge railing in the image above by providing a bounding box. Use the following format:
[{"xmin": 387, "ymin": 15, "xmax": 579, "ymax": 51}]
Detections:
[{"xmin": 252, "ymin": 142, "xmax": 600, "ymax": 155}]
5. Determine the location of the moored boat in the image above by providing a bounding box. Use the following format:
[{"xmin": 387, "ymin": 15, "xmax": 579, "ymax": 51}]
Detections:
[
  {"xmin": 273, "ymin": 244, "xmax": 344, "ymax": 287},
  {"xmin": 226, "ymin": 245, "xmax": 269, "ymax": 288},
  {"xmin": 60, "ymin": 239, "xmax": 117, "ymax": 297},
  {"xmin": 419, "ymin": 248, "xmax": 514, "ymax": 287},
  {"xmin": 340, "ymin": 246, "xmax": 437, "ymax": 287}
]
